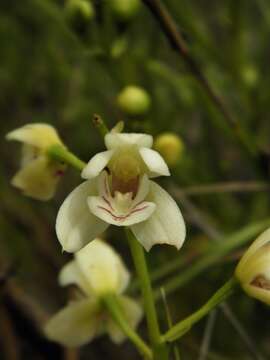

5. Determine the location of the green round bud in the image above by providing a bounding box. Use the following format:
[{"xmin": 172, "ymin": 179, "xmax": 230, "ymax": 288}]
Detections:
[
  {"xmin": 110, "ymin": 0, "xmax": 141, "ymax": 21},
  {"xmin": 117, "ymin": 86, "xmax": 151, "ymax": 116},
  {"xmin": 154, "ymin": 133, "xmax": 184, "ymax": 166},
  {"xmin": 65, "ymin": 0, "xmax": 94, "ymax": 22},
  {"xmin": 241, "ymin": 64, "xmax": 258, "ymax": 88}
]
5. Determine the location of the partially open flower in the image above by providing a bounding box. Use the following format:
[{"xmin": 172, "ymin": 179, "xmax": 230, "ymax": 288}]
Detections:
[
  {"xmin": 6, "ymin": 123, "xmax": 66, "ymax": 201},
  {"xmin": 44, "ymin": 239, "xmax": 142, "ymax": 347},
  {"xmin": 235, "ymin": 228, "xmax": 270, "ymax": 305},
  {"xmin": 56, "ymin": 131, "xmax": 186, "ymax": 252}
]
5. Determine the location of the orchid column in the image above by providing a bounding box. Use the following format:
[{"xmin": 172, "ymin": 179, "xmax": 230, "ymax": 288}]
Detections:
[{"xmin": 55, "ymin": 129, "xmax": 186, "ymax": 359}]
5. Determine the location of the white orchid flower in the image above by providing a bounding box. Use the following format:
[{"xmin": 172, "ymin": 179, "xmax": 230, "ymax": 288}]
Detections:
[
  {"xmin": 235, "ymin": 228, "xmax": 270, "ymax": 305},
  {"xmin": 6, "ymin": 123, "xmax": 66, "ymax": 201},
  {"xmin": 56, "ymin": 132, "xmax": 186, "ymax": 252},
  {"xmin": 44, "ymin": 239, "xmax": 142, "ymax": 347}
]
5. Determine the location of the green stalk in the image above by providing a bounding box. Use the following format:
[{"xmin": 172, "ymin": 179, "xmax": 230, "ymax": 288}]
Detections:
[
  {"xmin": 154, "ymin": 217, "xmax": 270, "ymax": 301},
  {"xmin": 102, "ymin": 294, "xmax": 153, "ymax": 359},
  {"xmin": 125, "ymin": 229, "xmax": 169, "ymax": 360},
  {"xmin": 162, "ymin": 277, "xmax": 239, "ymax": 343},
  {"xmin": 47, "ymin": 144, "xmax": 86, "ymax": 171}
]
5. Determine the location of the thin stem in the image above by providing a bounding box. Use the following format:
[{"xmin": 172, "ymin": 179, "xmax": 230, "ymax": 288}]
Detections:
[
  {"xmin": 181, "ymin": 181, "xmax": 270, "ymax": 196},
  {"xmin": 154, "ymin": 217, "xmax": 270, "ymax": 300},
  {"xmin": 102, "ymin": 294, "xmax": 153, "ymax": 359},
  {"xmin": 161, "ymin": 288, "xmax": 181, "ymax": 360},
  {"xmin": 125, "ymin": 229, "xmax": 168, "ymax": 360},
  {"xmin": 141, "ymin": 0, "xmax": 258, "ymax": 157},
  {"xmin": 198, "ymin": 310, "xmax": 217, "ymax": 360},
  {"xmin": 162, "ymin": 277, "xmax": 238, "ymax": 343},
  {"xmin": 47, "ymin": 144, "xmax": 86, "ymax": 171},
  {"xmin": 170, "ymin": 185, "xmax": 266, "ymax": 360}
]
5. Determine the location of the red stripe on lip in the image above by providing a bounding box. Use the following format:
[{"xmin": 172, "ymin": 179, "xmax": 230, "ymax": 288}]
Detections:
[{"xmin": 97, "ymin": 204, "xmax": 148, "ymax": 222}]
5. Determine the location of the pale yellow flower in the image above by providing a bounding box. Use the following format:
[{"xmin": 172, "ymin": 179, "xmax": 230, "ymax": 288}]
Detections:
[
  {"xmin": 235, "ymin": 228, "xmax": 270, "ymax": 305},
  {"xmin": 44, "ymin": 239, "xmax": 142, "ymax": 347},
  {"xmin": 6, "ymin": 123, "xmax": 66, "ymax": 200},
  {"xmin": 56, "ymin": 131, "xmax": 186, "ymax": 252}
]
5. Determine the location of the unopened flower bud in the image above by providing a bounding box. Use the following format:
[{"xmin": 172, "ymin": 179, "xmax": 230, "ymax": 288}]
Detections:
[
  {"xmin": 241, "ymin": 64, "xmax": 258, "ymax": 88},
  {"xmin": 65, "ymin": 0, "xmax": 94, "ymax": 22},
  {"xmin": 117, "ymin": 86, "xmax": 151, "ymax": 116},
  {"xmin": 235, "ymin": 228, "xmax": 270, "ymax": 305},
  {"xmin": 110, "ymin": 0, "xmax": 141, "ymax": 21},
  {"xmin": 154, "ymin": 133, "xmax": 184, "ymax": 166}
]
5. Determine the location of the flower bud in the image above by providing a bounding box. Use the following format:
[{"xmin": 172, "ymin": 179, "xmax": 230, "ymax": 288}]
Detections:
[
  {"xmin": 117, "ymin": 86, "xmax": 151, "ymax": 116},
  {"xmin": 241, "ymin": 64, "xmax": 258, "ymax": 88},
  {"xmin": 110, "ymin": 0, "xmax": 141, "ymax": 21},
  {"xmin": 154, "ymin": 133, "xmax": 184, "ymax": 166},
  {"xmin": 235, "ymin": 228, "xmax": 270, "ymax": 305},
  {"xmin": 65, "ymin": 0, "xmax": 94, "ymax": 22}
]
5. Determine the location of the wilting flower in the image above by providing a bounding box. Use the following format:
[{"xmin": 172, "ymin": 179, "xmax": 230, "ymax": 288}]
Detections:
[
  {"xmin": 6, "ymin": 123, "xmax": 66, "ymax": 201},
  {"xmin": 44, "ymin": 239, "xmax": 142, "ymax": 347},
  {"xmin": 56, "ymin": 131, "xmax": 186, "ymax": 252},
  {"xmin": 235, "ymin": 228, "xmax": 270, "ymax": 305}
]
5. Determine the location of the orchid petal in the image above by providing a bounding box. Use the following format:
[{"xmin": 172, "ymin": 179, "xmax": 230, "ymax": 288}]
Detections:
[
  {"xmin": 105, "ymin": 133, "xmax": 153, "ymax": 150},
  {"xmin": 139, "ymin": 147, "xmax": 170, "ymax": 177},
  {"xmin": 44, "ymin": 299, "xmax": 100, "ymax": 347},
  {"xmin": 56, "ymin": 180, "xmax": 108, "ymax": 253},
  {"xmin": 81, "ymin": 150, "xmax": 114, "ymax": 179},
  {"xmin": 88, "ymin": 195, "xmax": 156, "ymax": 227},
  {"xmin": 132, "ymin": 174, "xmax": 150, "ymax": 205},
  {"xmin": 75, "ymin": 239, "xmax": 130, "ymax": 295},
  {"xmin": 236, "ymin": 244, "xmax": 270, "ymax": 284},
  {"xmin": 58, "ymin": 260, "xmax": 92, "ymax": 297},
  {"xmin": 6, "ymin": 123, "xmax": 63, "ymax": 149},
  {"xmin": 237, "ymin": 228, "xmax": 270, "ymax": 273},
  {"xmin": 11, "ymin": 156, "xmax": 59, "ymax": 201},
  {"xmin": 243, "ymin": 284, "xmax": 270, "ymax": 306},
  {"xmin": 131, "ymin": 181, "xmax": 186, "ymax": 251}
]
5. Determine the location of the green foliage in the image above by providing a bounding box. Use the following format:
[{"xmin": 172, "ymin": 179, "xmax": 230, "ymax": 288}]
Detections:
[{"xmin": 1, "ymin": 0, "xmax": 270, "ymax": 359}]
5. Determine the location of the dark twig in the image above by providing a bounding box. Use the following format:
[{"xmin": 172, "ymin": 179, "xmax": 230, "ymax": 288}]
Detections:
[
  {"xmin": 0, "ymin": 304, "xmax": 20, "ymax": 360},
  {"xmin": 141, "ymin": 0, "xmax": 257, "ymax": 156},
  {"xmin": 182, "ymin": 181, "xmax": 270, "ymax": 196},
  {"xmin": 198, "ymin": 310, "xmax": 217, "ymax": 360}
]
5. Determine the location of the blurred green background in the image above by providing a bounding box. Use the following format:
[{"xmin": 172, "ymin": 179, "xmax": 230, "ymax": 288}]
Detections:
[{"xmin": 0, "ymin": 0, "xmax": 270, "ymax": 359}]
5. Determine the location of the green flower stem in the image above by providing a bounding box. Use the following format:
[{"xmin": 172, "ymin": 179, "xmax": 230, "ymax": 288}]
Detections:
[
  {"xmin": 47, "ymin": 144, "xmax": 86, "ymax": 171},
  {"xmin": 162, "ymin": 277, "xmax": 239, "ymax": 343},
  {"xmin": 154, "ymin": 217, "xmax": 270, "ymax": 301},
  {"xmin": 126, "ymin": 229, "xmax": 169, "ymax": 360},
  {"xmin": 102, "ymin": 294, "xmax": 153, "ymax": 359}
]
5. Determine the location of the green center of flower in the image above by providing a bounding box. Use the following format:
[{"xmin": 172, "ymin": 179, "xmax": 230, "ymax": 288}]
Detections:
[{"xmin": 108, "ymin": 148, "xmax": 146, "ymax": 196}]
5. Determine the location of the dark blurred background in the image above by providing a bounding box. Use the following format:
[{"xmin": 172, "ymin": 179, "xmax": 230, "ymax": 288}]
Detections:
[{"xmin": 0, "ymin": 0, "xmax": 270, "ymax": 359}]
